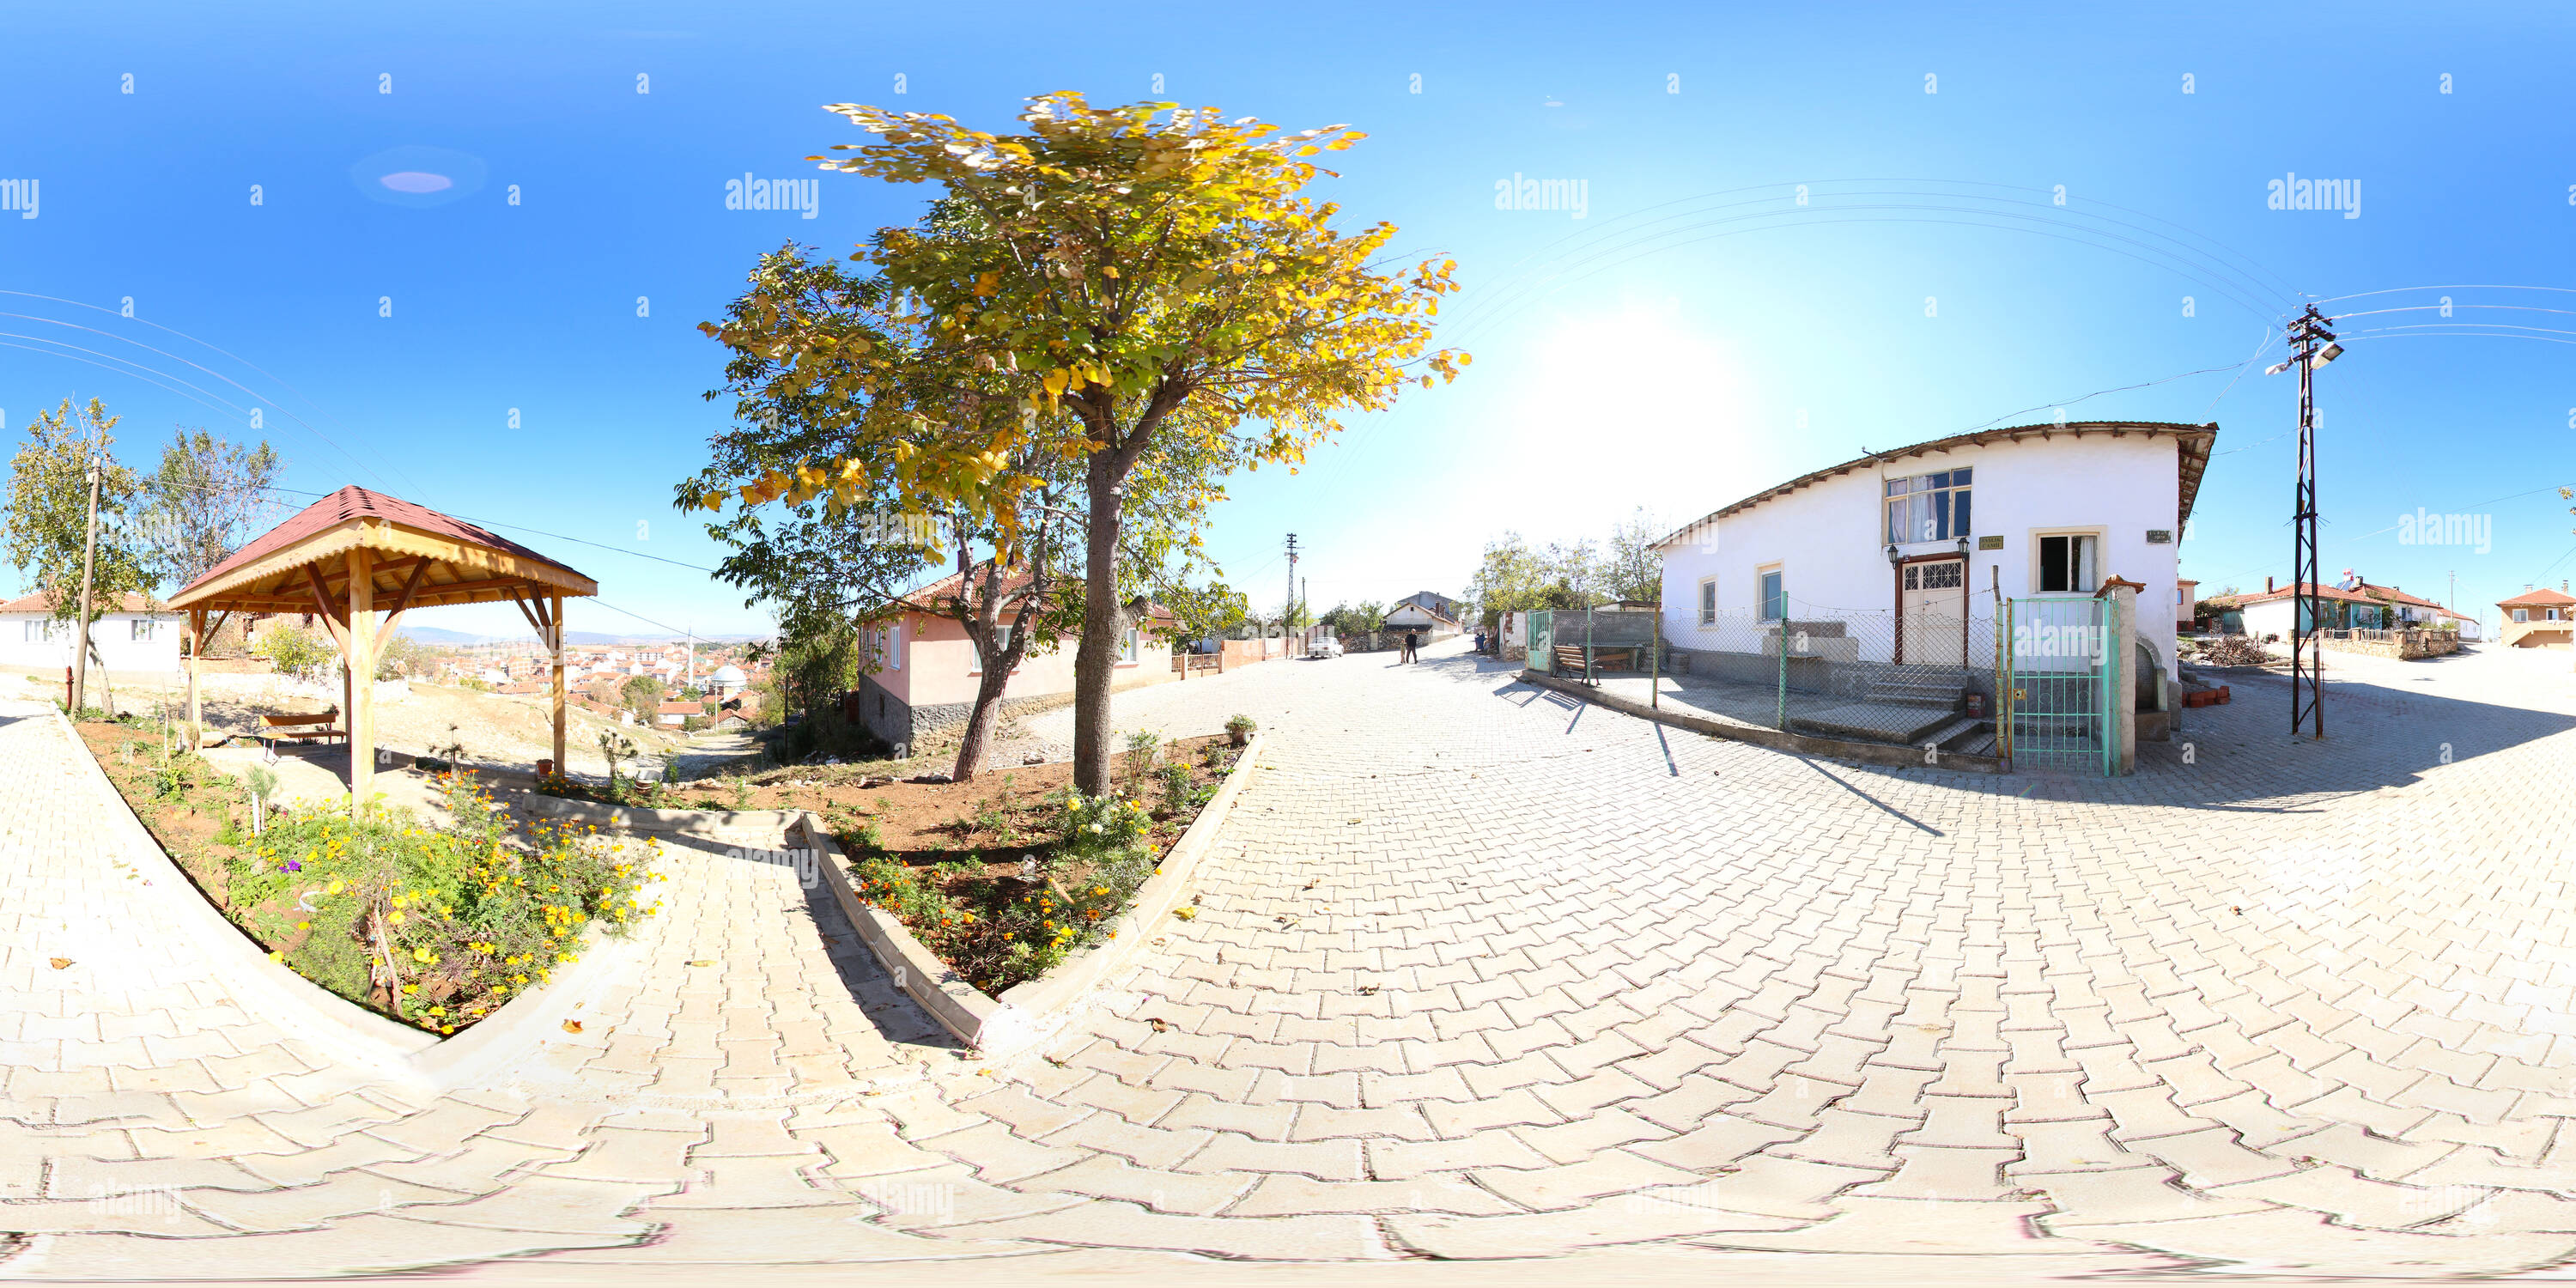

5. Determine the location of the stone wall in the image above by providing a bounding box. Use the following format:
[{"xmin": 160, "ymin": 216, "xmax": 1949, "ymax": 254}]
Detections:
[{"xmin": 2318, "ymin": 629, "xmax": 2463, "ymax": 661}]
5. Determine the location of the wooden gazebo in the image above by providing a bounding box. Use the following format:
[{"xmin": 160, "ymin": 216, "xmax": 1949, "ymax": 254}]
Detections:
[{"xmin": 167, "ymin": 486, "xmax": 597, "ymax": 809}]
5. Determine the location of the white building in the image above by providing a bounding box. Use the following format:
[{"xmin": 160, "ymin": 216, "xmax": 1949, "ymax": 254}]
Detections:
[
  {"xmin": 1653, "ymin": 421, "xmax": 2215, "ymax": 685},
  {"xmin": 0, "ymin": 592, "xmax": 181, "ymax": 673},
  {"xmin": 708, "ymin": 664, "xmax": 747, "ymax": 697}
]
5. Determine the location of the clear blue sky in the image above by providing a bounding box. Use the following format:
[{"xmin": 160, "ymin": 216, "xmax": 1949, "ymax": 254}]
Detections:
[{"xmin": 5, "ymin": 1, "xmax": 2573, "ymax": 637}]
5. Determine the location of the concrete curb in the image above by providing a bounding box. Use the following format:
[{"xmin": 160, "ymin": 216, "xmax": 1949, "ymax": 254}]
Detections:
[
  {"xmin": 48, "ymin": 703, "xmax": 668, "ymax": 1091},
  {"xmin": 1518, "ymin": 669, "xmax": 2008, "ymax": 775},
  {"xmin": 800, "ymin": 732, "xmax": 1267, "ymax": 1054}
]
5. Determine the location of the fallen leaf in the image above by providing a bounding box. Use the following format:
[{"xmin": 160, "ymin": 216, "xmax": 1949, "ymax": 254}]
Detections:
[
  {"xmin": 49, "ymin": 957, "xmax": 72, "ymax": 970},
  {"xmin": 1148, "ymin": 1018, "xmax": 1170, "ymax": 1033},
  {"xmin": 688, "ymin": 959, "xmax": 716, "ymax": 967},
  {"xmin": 561, "ymin": 1019, "xmax": 583, "ymax": 1034},
  {"xmin": 1172, "ymin": 907, "xmax": 1196, "ymax": 920}
]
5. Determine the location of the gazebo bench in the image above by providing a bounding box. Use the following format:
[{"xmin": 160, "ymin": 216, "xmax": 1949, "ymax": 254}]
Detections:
[{"xmin": 258, "ymin": 708, "xmax": 344, "ymax": 756}]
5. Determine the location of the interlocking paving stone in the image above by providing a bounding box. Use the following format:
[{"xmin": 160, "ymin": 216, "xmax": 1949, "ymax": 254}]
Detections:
[{"xmin": 3, "ymin": 642, "xmax": 2576, "ymax": 1276}]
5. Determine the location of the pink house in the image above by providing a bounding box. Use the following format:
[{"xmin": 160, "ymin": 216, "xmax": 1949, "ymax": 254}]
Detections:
[{"xmin": 850, "ymin": 568, "xmax": 1180, "ymax": 752}]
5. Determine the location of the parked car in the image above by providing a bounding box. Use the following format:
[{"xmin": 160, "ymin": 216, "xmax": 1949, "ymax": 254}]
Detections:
[{"xmin": 1309, "ymin": 636, "xmax": 1345, "ymax": 658}]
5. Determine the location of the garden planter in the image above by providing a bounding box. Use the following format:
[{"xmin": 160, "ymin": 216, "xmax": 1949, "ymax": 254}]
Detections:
[
  {"xmin": 1229, "ymin": 730, "xmax": 1249, "ymax": 747},
  {"xmin": 537, "ymin": 757, "xmax": 556, "ymax": 778}
]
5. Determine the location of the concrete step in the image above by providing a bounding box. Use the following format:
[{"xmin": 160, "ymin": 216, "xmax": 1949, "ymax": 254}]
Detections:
[
  {"xmin": 1917, "ymin": 717, "xmax": 1995, "ymax": 756},
  {"xmin": 1790, "ymin": 702, "xmax": 1959, "ymax": 746},
  {"xmin": 1865, "ymin": 680, "xmax": 1965, "ymax": 709}
]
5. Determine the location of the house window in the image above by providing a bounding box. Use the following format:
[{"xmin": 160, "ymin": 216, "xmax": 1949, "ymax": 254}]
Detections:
[
  {"xmin": 1698, "ymin": 577, "xmax": 1717, "ymax": 625},
  {"xmin": 2515, "ymin": 609, "xmax": 2530, "ymax": 623},
  {"xmin": 2036, "ymin": 535, "xmax": 2097, "ymax": 593},
  {"xmin": 993, "ymin": 625, "xmax": 1012, "ymax": 653},
  {"xmin": 1885, "ymin": 468, "xmax": 1972, "ymax": 544},
  {"xmin": 1120, "ymin": 628, "xmax": 1140, "ymax": 664},
  {"xmin": 1758, "ymin": 568, "xmax": 1785, "ymax": 622},
  {"xmin": 131, "ymin": 618, "xmax": 158, "ymax": 641}
]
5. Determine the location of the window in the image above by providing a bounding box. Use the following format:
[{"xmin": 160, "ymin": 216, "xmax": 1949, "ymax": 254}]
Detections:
[
  {"xmin": 2515, "ymin": 609, "xmax": 2530, "ymax": 623},
  {"xmin": 23, "ymin": 621, "xmax": 44, "ymax": 643},
  {"xmin": 1698, "ymin": 578, "xmax": 1717, "ymax": 625},
  {"xmin": 1759, "ymin": 568, "xmax": 1785, "ymax": 622},
  {"xmin": 131, "ymin": 618, "xmax": 158, "ymax": 641},
  {"xmin": 2036, "ymin": 534, "xmax": 2097, "ymax": 593},
  {"xmin": 993, "ymin": 625, "xmax": 1012, "ymax": 654},
  {"xmin": 1885, "ymin": 468, "xmax": 1972, "ymax": 544},
  {"xmin": 1119, "ymin": 629, "xmax": 1140, "ymax": 663}
]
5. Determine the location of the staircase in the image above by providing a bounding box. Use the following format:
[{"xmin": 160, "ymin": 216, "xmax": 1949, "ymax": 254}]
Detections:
[{"xmin": 1792, "ymin": 667, "xmax": 1996, "ymax": 754}]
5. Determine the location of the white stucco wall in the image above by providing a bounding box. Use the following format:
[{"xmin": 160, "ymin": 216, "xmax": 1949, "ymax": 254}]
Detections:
[
  {"xmin": 0, "ymin": 611, "xmax": 182, "ymax": 673},
  {"xmin": 1656, "ymin": 430, "xmax": 2186, "ymax": 681}
]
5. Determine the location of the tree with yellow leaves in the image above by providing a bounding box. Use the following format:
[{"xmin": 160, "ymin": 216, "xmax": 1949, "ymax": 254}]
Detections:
[{"xmin": 692, "ymin": 92, "xmax": 1466, "ymax": 792}]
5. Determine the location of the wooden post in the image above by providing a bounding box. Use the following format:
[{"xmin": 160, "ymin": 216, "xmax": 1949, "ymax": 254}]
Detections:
[
  {"xmin": 346, "ymin": 549, "xmax": 374, "ymax": 813},
  {"xmin": 1650, "ymin": 605, "xmax": 1661, "ymax": 709},
  {"xmin": 550, "ymin": 591, "xmax": 567, "ymax": 775},
  {"xmin": 186, "ymin": 609, "xmax": 204, "ymax": 744}
]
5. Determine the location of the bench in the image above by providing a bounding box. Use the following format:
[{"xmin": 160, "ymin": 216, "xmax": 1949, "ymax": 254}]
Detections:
[
  {"xmin": 1552, "ymin": 644, "xmax": 1643, "ymax": 675},
  {"xmin": 258, "ymin": 708, "xmax": 344, "ymax": 756}
]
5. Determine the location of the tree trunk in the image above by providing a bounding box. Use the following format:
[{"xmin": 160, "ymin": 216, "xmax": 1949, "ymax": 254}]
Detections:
[
  {"xmin": 951, "ymin": 663, "xmax": 1012, "ymax": 782},
  {"xmin": 1072, "ymin": 464, "xmax": 1125, "ymax": 795}
]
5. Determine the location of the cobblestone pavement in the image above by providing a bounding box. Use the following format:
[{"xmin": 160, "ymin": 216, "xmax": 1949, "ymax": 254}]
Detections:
[{"xmin": 6, "ymin": 639, "xmax": 2576, "ymax": 1280}]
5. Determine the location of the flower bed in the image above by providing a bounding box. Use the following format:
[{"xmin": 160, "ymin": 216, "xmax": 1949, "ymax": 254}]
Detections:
[
  {"xmin": 70, "ymin": 716, "xmax": 664, "ymax": 1035},
  {"xmin": 837, "ymin": 733, "xmax": 1242, "ymax": 993}
]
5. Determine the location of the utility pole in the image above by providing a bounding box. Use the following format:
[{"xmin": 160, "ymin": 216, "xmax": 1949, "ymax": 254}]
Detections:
[
  {"xmin": 1284, "ymin": 532, "xmax": 1299, "ymax": 656},
  {"xmin": 2287, "ymin": 304, "xmax": 2336, "ymax": 741},
  {"xmin": 70, "ymin": 452, "xmax": 101, "ymax": 717}
]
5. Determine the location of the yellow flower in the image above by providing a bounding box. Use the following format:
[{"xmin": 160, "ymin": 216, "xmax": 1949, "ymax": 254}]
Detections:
[{"xmin": 268, "ymin": 950, "xmax": 285, "ymax": 963}]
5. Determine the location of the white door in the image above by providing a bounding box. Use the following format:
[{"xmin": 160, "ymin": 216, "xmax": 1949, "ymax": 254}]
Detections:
[{"xmin": 1900, "ymin": 557, "xmax": 1967, "ymax": 666}]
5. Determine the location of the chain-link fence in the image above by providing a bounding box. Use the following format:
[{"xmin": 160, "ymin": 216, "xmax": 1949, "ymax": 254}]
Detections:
[{"xmin": 1531, "ymin": 603, "xmax": 2003, "ymax": 754}]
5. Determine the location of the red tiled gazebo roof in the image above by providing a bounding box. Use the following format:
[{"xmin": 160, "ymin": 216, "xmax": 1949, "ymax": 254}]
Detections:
[{"xmin": 167, "ymin": 486, "xmax": 593, "ymax": 613}]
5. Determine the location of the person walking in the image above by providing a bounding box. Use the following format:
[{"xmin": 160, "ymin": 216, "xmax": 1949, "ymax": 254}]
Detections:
[{"xmin": 1401, "ymin": 629, "xmax": 1420, "ymax": 664}]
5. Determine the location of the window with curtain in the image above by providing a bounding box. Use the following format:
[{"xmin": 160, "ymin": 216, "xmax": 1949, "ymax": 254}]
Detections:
[
  {"xmin": 1885, "ymin": 468, "xmax": 1972, "ymax": 544},
  {"xmin": 1759, "ymin": 569, "xmax": 1785, "ymax": 621}
]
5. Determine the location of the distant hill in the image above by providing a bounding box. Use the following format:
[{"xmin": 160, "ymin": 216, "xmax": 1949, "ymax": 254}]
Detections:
[{"xmin": 398, "ymin": 626, "xmax": 489, "ymax": 645}]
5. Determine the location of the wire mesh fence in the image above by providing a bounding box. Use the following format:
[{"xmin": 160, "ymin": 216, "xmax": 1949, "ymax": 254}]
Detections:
[{"xmin": 1530, "ymin": 603, "xmax": 2003, "ymax": 753}]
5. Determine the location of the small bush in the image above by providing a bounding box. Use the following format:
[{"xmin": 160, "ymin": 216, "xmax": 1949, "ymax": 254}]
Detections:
[
  {"xmin": 1224, "ymin": 714, "xmax": 1257, "ymax": 736},
  {"xmin": 222, "ymin": 774, "xmax": 664, "ymax": 1034}
]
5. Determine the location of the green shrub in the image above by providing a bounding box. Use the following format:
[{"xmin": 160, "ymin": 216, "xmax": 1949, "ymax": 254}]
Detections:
[
  {"xmin": 221, "ymin": 772, "xmax": 664, "ymax": 1034},
  {"xmin": 257, "ymin": 623, "xmax": 337, "ymax": 685}
]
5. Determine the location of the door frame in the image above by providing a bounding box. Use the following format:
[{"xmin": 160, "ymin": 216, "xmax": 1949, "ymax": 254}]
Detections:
[{"xmin": 1893, "ymin": 550, "xmax": 1970, "ymax": 666}]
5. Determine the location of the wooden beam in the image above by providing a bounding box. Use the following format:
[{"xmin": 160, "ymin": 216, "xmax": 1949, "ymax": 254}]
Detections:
[
  {"xmin": 510, "ymin": 594, "xmax": 546, "ymax": 640},
  {"xmin": 347, "ymin": 548, "xmax": 375, "ymax": 816},
  {"xmin": 372, "ymin": 558, "xmax": 432, "ymax": 665},
  {"xmin": 550, "ymin": 591, "xmax": 567, "ymax": 775},
  {"xmin": 186, "ymin": 609, "xmax": 204, "ymax": 748},
  {"xmin": 303, "ymin": 565, "xmax": 350, "ymax": 630}
]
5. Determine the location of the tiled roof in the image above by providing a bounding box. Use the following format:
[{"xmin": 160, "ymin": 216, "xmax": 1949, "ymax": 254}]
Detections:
[
  {"xmin": 2499, "ymin": 587, "xmax": 2576, "ymax": 607},
  {"xmin": 0, "ymin": 591, "xmax": 163, "ymax": 615},
  {"xmin": 172, "ymin": 485, "xmax": 592, "ymax": 605},
  {"xmin": 1654, "ymin": 421, "xmax": 2221, "ymax": 545}
]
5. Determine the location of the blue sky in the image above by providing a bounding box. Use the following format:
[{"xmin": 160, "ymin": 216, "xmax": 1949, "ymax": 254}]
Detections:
[{"xmin": 4, "ymin": 1, "xmax": 2573, "ymax": 637}]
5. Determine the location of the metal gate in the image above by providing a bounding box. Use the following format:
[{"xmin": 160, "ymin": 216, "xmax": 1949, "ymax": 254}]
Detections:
[
  {"xmin": 1528, "ymin": 610, "xmax": 1554, "ymax": 673},
  {"xmin": 2004, "ymin": 595, "xmax": 2115, "ymax": 775}
]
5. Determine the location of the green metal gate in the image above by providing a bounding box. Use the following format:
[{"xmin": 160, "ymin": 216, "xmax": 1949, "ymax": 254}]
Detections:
[
  {"xmin": 2004, "ymin": 595, "xmax": 2116, "ymax": 776},
  {"xmin": 1528, "ymin": 610, "xmax": 1554, "ymax": 673}
]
